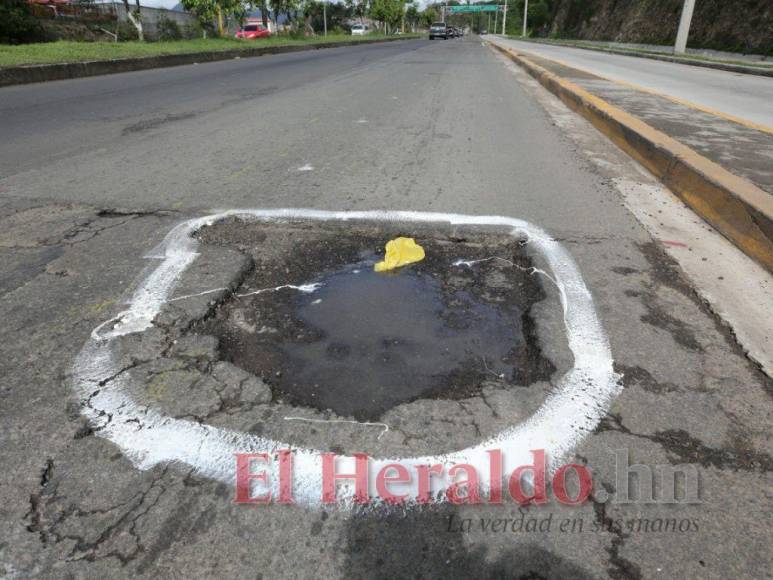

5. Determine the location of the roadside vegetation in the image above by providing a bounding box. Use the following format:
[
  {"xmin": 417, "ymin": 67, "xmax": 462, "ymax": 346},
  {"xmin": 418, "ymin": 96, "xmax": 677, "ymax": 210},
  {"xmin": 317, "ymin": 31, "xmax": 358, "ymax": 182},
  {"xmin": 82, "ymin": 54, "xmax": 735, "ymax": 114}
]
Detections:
[
  {"xmin": 0, "ymin": 34, "xmax": 416, "ymax": 67},
  {"xmin": 0, "ymin": 0, "xmax": 434, "ymax": 68}
]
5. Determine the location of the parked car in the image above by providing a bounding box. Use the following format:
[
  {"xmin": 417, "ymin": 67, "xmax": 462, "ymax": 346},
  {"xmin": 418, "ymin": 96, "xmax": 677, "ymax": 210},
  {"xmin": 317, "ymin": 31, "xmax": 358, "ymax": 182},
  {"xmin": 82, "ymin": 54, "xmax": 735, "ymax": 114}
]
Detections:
[
  {"xmin": 351, "ymin": 24, "xmax": 370, "ymax": 35},
  {"xmin": 429, "ymin": 21, "xmax": 448, "ymax": 40},
  {"xmin": 235, "ymin": 23, "xmax": 270, "ymax": 39}
]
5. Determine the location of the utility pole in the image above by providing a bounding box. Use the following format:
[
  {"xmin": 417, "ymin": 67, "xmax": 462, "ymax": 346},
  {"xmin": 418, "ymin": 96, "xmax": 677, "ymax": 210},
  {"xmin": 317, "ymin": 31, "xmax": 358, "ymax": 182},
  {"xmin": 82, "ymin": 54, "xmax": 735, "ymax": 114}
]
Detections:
[
  {"xmin": 674, "ymin": 0, "xmax": 696, "ymax": 54},
  {"xmin": 501, "ymin": 0, "xmax": 507, "ymax": 34},
  {"xmin": 522, "ymin": 0, "xmax": 528, "ymax": 36},
  {"xmin": 494, "ymin": 4, "xmax": 498, "ymax": 33},
  {"xmin": 323, "ymin": 0, "xmax": 327, "ymax": 37}
]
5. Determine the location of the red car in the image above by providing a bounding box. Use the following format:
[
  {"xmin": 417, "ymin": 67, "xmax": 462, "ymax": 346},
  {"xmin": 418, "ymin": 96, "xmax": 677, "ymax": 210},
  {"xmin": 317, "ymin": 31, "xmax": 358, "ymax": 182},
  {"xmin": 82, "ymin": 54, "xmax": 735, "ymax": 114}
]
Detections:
[{"xmin": 235, "ymin": 23, "xmax": 270, "ymax": 39}]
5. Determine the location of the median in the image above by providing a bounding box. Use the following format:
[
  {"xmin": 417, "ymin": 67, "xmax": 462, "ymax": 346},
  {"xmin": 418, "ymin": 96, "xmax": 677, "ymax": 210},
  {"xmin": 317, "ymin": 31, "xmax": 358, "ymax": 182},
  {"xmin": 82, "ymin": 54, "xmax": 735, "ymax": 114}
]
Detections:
[
  {"xmin": 488, "ymin": 38, "xmax": 773, "ymax": 273},
  {"xmin": 0, "ymin": 35, "xmax": 419, "ymax": 87}
]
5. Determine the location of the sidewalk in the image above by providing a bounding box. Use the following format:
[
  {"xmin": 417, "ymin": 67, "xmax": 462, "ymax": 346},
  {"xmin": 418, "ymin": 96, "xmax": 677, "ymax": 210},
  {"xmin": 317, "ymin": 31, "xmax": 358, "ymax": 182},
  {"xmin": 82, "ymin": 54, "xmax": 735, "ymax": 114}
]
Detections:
[{"xmin": 488, "ymin": 36, "xmax": 773, "ymax": 272}]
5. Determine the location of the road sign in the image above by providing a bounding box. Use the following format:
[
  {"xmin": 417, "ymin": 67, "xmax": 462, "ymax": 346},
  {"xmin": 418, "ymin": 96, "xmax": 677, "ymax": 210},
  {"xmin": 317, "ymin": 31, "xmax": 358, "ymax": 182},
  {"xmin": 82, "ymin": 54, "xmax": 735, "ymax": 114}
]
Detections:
[{"xmin": 449, "ymin": 4, "xmax": 499, "ymax": 13}]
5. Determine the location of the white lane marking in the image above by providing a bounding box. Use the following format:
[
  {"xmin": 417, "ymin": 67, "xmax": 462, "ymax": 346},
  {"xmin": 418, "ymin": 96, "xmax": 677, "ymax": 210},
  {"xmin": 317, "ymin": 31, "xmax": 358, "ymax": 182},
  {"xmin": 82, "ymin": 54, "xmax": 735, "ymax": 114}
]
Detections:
[
  {"xmin": 297, "ymin": 164, "xmax": 314, "ymax": 171},
  {"xmin": 72, "ymin": 209, "xmax": 621, "ymax": 507}
]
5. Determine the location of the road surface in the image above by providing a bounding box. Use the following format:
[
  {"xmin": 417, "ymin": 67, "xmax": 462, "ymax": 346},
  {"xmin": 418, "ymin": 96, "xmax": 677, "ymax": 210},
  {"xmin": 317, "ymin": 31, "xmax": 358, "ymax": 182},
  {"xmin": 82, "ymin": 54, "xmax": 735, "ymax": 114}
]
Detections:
[
  {"xmin": 0, "ymin": 37, "xmax": 770, "ymax": 579},
  {"xmin": 494, "ymin": 37, "xmax": 773, "ymax": 128}
]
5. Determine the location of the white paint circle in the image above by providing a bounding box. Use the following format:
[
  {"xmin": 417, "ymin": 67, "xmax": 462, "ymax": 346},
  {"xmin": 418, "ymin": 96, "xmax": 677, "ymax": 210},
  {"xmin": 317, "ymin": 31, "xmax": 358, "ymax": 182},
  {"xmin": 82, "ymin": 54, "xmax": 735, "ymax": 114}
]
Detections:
[{"xmin": 72, "ymin": 209, "xmax": 621, "ymax": 507}]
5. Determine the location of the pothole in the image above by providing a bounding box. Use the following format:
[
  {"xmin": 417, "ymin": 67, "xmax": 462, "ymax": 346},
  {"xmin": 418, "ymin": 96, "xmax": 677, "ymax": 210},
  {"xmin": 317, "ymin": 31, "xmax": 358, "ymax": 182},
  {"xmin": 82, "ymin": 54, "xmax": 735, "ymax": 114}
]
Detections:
[{"xmin": 194, "ymin": 220, "xmax": 555, "ymax": 422}]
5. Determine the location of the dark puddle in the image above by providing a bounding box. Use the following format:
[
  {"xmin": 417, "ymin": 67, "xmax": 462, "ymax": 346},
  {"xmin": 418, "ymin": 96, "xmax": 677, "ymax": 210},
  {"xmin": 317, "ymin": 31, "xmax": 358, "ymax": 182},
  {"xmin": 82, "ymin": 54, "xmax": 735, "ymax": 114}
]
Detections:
[
  {"xmin": 197, "ymin": 224, "xmax": 554, "ymax": 421},
  {"xmin": 276, "ymin": 254, "xmax": 522, "ymax": 419}
]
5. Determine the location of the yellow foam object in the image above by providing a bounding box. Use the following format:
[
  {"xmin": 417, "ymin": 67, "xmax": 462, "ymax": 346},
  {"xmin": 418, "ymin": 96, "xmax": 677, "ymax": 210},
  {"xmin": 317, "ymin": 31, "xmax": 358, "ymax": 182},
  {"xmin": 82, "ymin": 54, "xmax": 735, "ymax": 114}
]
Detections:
[{"xmin": 374, "ymin": 237, "xmax": 425, "ymax": 272}]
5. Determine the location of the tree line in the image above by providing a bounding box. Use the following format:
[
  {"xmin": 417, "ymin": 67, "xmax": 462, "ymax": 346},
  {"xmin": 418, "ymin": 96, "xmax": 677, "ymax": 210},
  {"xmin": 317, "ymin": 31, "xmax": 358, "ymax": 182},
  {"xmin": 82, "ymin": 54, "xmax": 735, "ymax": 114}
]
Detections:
[{"xmin": 174, "ymin": 0, "xmax": 440, "ymax": 38}]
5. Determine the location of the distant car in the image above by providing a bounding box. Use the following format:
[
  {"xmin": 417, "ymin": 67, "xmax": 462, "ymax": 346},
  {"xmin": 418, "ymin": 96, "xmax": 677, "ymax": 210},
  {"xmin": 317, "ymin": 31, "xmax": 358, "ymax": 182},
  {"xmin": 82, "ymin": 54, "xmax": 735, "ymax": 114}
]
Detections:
[
  {"xmin": 446, "ymin": 26, "xmax": 456, "ymax": 38},
  {"xmin": 429, "ymin": 21, "xmax": 448, "ymax": 40},
  {"xmin": 351, "ymin": 24, "xmax": 369, "ymax": 35},
  {"xmin": 455, "ymin": 27, "xmax": 463, "ymax": 37},
  {"xmin": 480, "ymin": 29, "xmax": 488, "ymax": 35},
  {"xmin": 235, "ymin": 23, "xmax": 270, "ymax": 39}
]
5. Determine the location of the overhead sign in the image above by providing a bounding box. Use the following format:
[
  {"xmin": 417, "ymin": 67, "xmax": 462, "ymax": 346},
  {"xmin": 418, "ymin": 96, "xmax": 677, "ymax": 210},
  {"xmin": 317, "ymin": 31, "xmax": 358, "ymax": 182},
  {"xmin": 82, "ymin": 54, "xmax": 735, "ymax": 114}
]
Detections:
[{"xmin": 449, "ymin": 4, "xmax": 499, "ymax": 13}]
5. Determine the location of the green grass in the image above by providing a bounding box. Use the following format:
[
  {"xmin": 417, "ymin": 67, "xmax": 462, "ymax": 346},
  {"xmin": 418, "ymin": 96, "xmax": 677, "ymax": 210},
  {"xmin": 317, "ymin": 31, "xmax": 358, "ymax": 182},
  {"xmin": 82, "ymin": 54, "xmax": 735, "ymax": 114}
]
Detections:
[{"xmin": 0, "ymin": 34, "xmax": 416, "ymax": 67}]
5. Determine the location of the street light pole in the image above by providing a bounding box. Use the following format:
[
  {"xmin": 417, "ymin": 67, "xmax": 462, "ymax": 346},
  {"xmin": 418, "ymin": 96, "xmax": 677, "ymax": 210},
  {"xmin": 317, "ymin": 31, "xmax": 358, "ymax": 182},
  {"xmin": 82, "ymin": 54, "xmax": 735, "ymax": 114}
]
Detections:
[
  {"xmin": 522, "ymin": 0, "xmax": 528, "ymax": 36},
  {"xmin": 501, "ymin": 0, "xmax": 507, "ymax": 34},
  {"xmin": 323, "ymin": 0, "xmax": 327, "ymax": 37},
  {"xmin": 674, "ymin": 0, "xmax": 696, "ymax": 54}
]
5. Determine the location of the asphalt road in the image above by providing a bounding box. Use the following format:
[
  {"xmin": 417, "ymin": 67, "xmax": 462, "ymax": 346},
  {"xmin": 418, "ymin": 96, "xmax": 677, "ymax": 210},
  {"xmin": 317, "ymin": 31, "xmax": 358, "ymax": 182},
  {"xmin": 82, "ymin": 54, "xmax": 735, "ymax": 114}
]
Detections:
[
  {"xmin": 1, "ymin": 36, "xmax": 771, "ymax": 579},
  {"xmin": 495, "ymin": 37, "xmax": 773, "ymax": 127}
]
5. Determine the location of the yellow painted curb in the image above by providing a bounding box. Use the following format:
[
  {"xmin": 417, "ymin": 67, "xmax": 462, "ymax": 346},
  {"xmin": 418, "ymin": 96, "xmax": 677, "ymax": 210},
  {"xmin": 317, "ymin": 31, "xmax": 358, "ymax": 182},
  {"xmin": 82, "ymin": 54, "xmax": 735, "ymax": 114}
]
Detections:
[{"xmin": 490, "ymin": 42, "xmax": 773, "ymax": 273}]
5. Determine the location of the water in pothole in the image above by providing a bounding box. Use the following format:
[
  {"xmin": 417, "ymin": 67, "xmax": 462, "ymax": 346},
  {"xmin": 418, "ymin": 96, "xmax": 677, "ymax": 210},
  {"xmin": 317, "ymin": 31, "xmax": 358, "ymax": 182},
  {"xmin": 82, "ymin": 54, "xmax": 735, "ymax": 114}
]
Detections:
[{"xmin": 266, "ymin": 256, "xmax": 525, "ymax": 420}]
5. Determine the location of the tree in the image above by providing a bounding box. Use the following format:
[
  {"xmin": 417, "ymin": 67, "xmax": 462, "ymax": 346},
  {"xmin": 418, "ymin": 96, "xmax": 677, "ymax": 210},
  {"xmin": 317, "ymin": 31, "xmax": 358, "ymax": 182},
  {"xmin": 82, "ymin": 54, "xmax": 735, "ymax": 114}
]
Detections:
[
  {"xmin": 421, "ymin": 6, "xmax": 437, "ymax": 27},
  {"xmin": 121, "ymin": 0, "xmax": 144, "ymax": 41},
  {"xmin": 0, "ymin": 0, "xmax": 44, "ymax": 44},
  {"xmin": 301, "ymin": 0, "xmax": 321, "ymax": 34},
  {"xmin": 345, "ymin": 0, "xmax": 368, "ymax": 23},
  {"xmin": 369, "ymin": 0, "xmax": 402, "ymax": 32},
  {"xmin": 251, "ymin": 0, "xmax": 270, "ymax": 29},
  {"xmin": 270, "ymin": 0, "xmax": 298, "ymax": 29},
  {"xmin": 405, "ymin": 2, "xmax": 418, "ymax": 31},
  {"xmin": 181, "ymin": 0, "xmax": 246, "ymax": 36},
  {"xmin": 299, "ymin": 0, "xmax": 352, "ymax": 34}
]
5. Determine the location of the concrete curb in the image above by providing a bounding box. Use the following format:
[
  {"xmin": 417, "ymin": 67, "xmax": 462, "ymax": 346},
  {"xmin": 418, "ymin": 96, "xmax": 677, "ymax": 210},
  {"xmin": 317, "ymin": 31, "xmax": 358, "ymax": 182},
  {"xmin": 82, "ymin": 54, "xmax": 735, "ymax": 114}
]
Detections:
[
  {"xmin": 491, "ymin": 43, "xmax": 773, "ymax": 273},
  {"xmin": 0, "ymin": 36, "xmax": 414, "ymax": 88},
  {"xmin": 502, "ymin": 37, "xmax": 773, "ymax": 78}
]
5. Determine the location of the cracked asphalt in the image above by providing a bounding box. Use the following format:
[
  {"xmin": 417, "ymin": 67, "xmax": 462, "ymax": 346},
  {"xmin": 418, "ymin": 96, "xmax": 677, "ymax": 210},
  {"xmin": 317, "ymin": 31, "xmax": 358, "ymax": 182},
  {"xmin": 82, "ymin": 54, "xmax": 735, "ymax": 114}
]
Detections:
[{"xmin": 0, "ymin": 37, "xmax": 771, "ymax": 579}]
